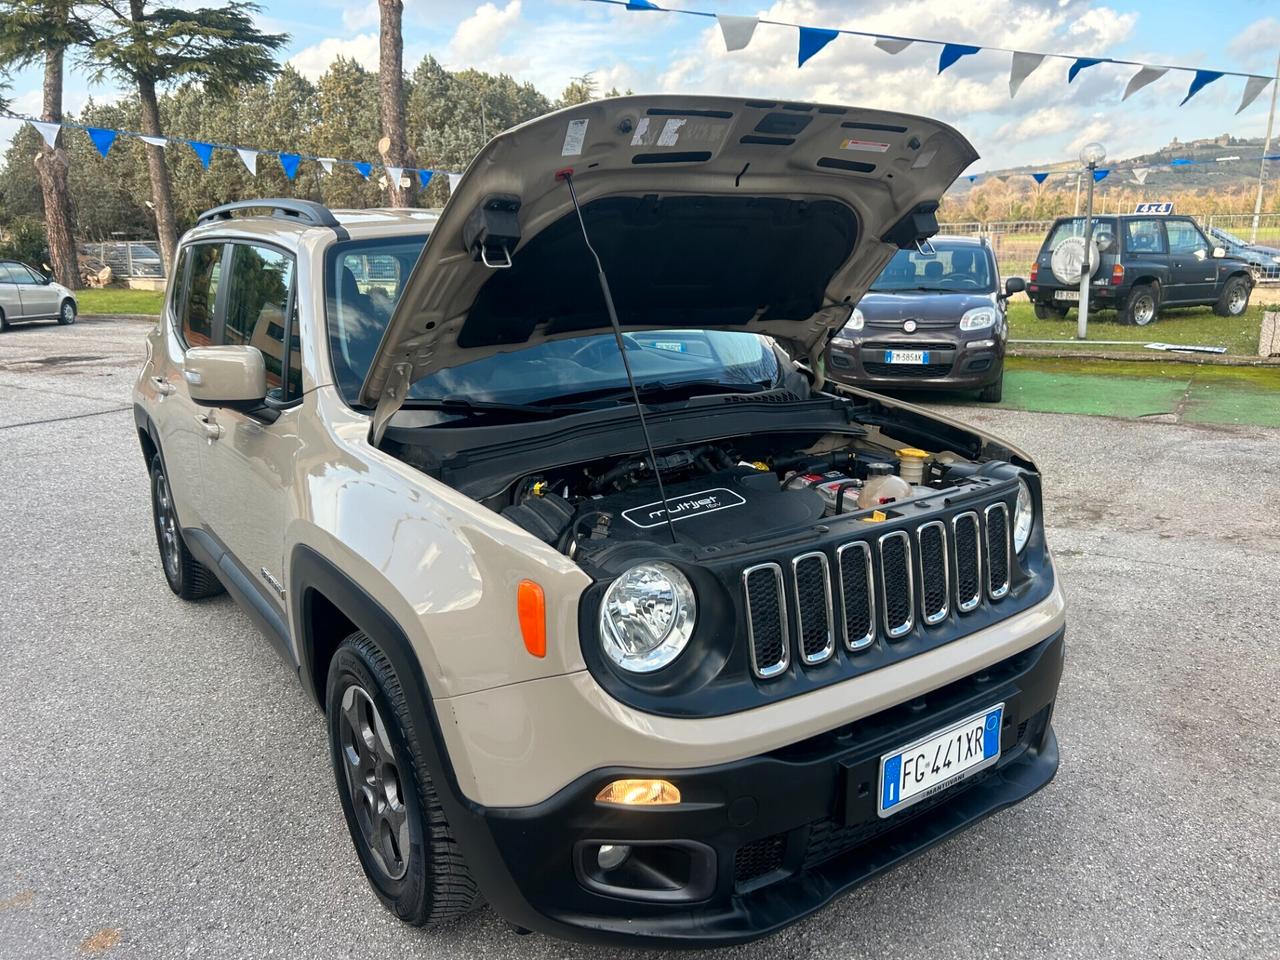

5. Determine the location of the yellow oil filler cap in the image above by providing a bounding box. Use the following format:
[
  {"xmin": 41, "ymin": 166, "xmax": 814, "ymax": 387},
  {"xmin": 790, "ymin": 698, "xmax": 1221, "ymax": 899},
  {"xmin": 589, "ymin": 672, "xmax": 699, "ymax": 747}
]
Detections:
[{"xmin": 895, "ymin": 447, "xmax": 930, "ymax": 485}]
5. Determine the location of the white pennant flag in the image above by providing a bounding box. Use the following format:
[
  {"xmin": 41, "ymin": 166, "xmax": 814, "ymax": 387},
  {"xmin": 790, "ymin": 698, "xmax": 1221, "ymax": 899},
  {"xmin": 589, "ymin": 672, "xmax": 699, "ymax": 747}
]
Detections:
[
  {"xmin": 1131, "ymin": 167, "xmax": 1151, "ymax": 185},
  {"xmin": 385, "ymin": 166, "xmax": 404, "ymax": 187},
  {"xmin": 874, "ymin": 37, "xmax": 913, "ymax": 55},
  {"xmin": 140, "ymin": 135, "xmax": 168, "ymax": 147},
  {"xmin": 318, "ymin": 157, "xmax": 336, "ymax": 174},
  {"xmin": 1009, "ymin": 52, "xmax": 1045, "ymax": 98},
  {"xmin": 30, "ymin": 120, "xmax": 61, "ymax": 149},
  {"xmin": 717, "ymin": 14, "xmax": 758, "ymax": 52},
  {"xmin": 1123, "ymin": 66, "xmax": 1169, "ymax": 101},
  {"xmin": 237, "ymin": 148, "xmax": 258, "ymax": 175},
  {"xmin": 447, "ymin": 173, "xmax": 462, "ymax": 195},
  {"xmin": 1237, "ymin": 75, "xmax": 1273, "ymax": 114}
]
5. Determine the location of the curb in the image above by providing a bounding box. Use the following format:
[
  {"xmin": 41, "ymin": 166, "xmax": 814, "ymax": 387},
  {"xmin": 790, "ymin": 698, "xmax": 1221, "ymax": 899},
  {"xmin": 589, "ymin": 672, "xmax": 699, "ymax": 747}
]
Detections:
[
  {"xmin": 81, "ymin": 313, "xmax": 158, "ymax": 322},
  {"xmin": 1008, "ymin": 347, "xmax": 1280, "ymax": 367}
]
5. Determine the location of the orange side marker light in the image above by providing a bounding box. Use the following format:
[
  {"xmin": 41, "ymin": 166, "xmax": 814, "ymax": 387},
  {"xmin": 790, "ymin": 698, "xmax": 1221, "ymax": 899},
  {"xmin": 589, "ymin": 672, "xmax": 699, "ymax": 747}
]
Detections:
[{"xmin": 517, "ymin": 580, "xmax": 546, "ymax": 658}]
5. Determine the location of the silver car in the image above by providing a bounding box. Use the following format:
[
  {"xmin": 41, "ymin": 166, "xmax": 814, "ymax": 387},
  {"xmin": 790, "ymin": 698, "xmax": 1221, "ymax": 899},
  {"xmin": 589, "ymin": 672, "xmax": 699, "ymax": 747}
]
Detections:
[{"xmin": 0, "ymin": 260, "xmax": 77, "ymax": 330}]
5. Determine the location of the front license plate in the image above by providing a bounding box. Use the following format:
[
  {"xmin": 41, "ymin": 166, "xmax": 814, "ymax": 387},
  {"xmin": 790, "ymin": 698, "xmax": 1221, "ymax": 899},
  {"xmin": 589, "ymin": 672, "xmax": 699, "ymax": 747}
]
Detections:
[
  {"xmin": 878, "ymin": 704, "xmax": 1004, "ymax": 818},
  {"xmin": 884, "ymin": 349, "xmax": 928, "ymax": 364},
  {"xmin": 1053, "ymin": 290, "xmax": 1080, "ymax": 301}
]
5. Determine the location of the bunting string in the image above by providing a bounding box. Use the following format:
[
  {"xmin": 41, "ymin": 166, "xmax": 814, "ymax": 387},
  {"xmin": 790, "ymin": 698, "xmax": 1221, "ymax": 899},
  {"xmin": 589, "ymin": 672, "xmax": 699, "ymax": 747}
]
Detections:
[
  {"xmin": 0, "ymin": 110, "xmax": 460, "ymax": 194},
  {"xmin": 600, "ymin": 0, "xmax": 1277, "ymax": 111},
  {"xmin": 961, "ymin": 153, "xmax": 1279, "ymax": 188}
]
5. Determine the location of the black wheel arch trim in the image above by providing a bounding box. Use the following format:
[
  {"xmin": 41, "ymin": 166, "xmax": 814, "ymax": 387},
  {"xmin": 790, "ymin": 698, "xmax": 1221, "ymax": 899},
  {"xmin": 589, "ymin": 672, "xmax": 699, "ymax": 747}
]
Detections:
[{"xmin": 287, "ymin": 543, "xmax": 553, "ymax": 935}]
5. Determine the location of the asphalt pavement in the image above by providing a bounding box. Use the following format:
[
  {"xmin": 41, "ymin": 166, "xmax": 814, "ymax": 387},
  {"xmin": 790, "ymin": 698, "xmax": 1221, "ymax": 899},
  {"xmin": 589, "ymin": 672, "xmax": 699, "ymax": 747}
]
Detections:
[{"xmin": 1, "ymin": 317, "xmax": 1277, "ymax": 959}]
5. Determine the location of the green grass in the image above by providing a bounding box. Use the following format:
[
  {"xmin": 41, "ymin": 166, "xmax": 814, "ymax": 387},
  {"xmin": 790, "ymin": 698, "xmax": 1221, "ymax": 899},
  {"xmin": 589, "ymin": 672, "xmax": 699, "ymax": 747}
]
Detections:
[
  {"xmin": 1006, "ymin": 300, "xmax": 1265, "ymax": 357},
  {"xmin": 77, "ymin": 287, "xmax": 165, "ymax": 316}
]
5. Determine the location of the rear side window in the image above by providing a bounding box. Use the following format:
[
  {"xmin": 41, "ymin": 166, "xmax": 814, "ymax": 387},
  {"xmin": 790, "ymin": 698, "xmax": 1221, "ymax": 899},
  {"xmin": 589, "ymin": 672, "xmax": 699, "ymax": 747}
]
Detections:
[
  {"xmin": 1124, "ymin": 219, "xmax": 1167, "ymax": 255},
  {"xmin": 223, "ymin": 243, "xmax": 300, "ymax": 402},
  {"xmin": 1046, "ymin": 218, "xmax": 1118, "ymax": 253},
  {"xmin": 1165, "ymin": 220, "xmax": 1207, "ymax": 256},
  {"xmin": 178, "ymin": 243, "xmax": 224, "ymax": 348}
]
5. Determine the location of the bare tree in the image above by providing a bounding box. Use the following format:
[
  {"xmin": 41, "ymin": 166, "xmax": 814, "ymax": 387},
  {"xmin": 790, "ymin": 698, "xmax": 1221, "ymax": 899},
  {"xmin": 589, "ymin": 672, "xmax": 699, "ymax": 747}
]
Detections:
[{"xmin": 377, "ymin": 0, "xmax": 415, "ymax": 206}]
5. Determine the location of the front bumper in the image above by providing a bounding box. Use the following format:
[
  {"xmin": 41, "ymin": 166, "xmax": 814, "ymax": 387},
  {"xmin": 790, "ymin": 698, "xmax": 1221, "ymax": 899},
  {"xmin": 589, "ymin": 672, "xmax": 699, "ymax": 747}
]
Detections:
[
  {"xmin": 826, "ymin": 334, "xmax": 1003, "ymax": 391},
  {"xmin": 449, "ymin": 627, "xmax": 1065, "ymax": 947}
]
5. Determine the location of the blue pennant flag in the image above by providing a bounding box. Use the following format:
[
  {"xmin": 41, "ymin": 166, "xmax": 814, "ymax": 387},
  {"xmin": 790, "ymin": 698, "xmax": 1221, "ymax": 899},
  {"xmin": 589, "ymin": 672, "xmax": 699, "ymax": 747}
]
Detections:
[
  {"xmin": 1169, "ymin": 158, "xmax": 1193, "ymax": 166},
  {"xmin": 938, "ymin": 43, "xmax": 981, "ymax": 74},
  {"xmin": 967, "ymin": 175, "xmax": 977, "ymax": 183},
  {"xmin": 1093, "ymin": 168, "xmax": 1110, "ymax": 182},
  {"xmin": 1181, "ymin": 69, "xmax": 1224, "ymax": 105},
  {"xmin": 1068, "ymin": 58, "xmax": 1105, "ymax": 83},
  {"xmin": 279, "ymin": 153, "xmax": 301, "ymax": 180},
  {"xmin": 1031, "ymin": 172, "xmax": 1049, "ymax": 184},
  {"xmin": 86, "ymin": 127, "xmax": 117, "ymax": 158},
  {"xmin": 352, "ymin": 161, "xmax": 372, "ymax": 179},
  {"xmin": 188, "ymin": 141, "xmax": 215, "ymax": 169},
  {"xmin": 417, "ymin": 169, "xmax": 434, "ymax": 189},
  {"xmin": 625, "ymin": 0, "xmax": 659, "ymax": 8},
  {"xmin": 798, "ymin": 27, "xmax": 840, "ymax": 67}
]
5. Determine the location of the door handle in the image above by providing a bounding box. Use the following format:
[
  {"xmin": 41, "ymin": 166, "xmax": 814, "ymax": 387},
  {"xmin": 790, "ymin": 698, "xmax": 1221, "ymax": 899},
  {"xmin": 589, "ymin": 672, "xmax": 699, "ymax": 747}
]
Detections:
[
  {"xmin": 194, "ymin": 414, "xmax": 223, "ymax": 440},
  {"xmin": 150, "ymin": 376, "xmax": 175, "ymax": 396}
]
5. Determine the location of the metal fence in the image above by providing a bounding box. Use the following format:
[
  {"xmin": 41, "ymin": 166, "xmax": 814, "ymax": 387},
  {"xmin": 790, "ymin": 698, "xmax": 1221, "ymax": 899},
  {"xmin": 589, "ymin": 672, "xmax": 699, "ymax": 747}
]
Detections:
[
  {"xmin": 939, "ymin": 214, "xmax": 1280, "ymax": 283},
  {"xmin": 78, "ymin": 241, "xmax": 165, "ymax": 279}
]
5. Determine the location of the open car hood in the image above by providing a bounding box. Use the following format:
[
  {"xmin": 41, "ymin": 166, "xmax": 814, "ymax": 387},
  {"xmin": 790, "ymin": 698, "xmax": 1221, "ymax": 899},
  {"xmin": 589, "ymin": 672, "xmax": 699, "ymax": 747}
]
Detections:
[{"xmin": 359, "ymin": 95, "xmax": 977, "ymax": 414}]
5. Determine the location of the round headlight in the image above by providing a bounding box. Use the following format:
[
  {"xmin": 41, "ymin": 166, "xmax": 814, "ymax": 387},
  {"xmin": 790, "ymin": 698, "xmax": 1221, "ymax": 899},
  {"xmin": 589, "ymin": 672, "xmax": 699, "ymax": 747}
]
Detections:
[
  {"xmin": 1013, "ymin": 478, "xmax": 1034, "ymax": 554},
  {"xmin": 599, "ymin": 562, "xmax": 696, "ymax": 673}
]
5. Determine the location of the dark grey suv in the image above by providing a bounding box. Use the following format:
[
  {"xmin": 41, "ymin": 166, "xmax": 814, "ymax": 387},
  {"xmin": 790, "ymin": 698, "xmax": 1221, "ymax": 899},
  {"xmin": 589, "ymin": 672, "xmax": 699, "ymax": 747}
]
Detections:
[{"xmin": 825, "ymin": 236, "xmax": 1022, "ymax": 403}]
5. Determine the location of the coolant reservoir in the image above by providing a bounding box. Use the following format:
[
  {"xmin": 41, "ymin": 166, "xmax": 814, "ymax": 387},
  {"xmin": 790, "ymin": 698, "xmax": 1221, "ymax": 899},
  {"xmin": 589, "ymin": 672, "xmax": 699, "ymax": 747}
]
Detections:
[
  {"xmin": 896, "ymin": 447, "xmax": 930, "ymax": 484},
  {"xmin": 858, "ymin": 462, "xmax": 912, "ymax": 509}
]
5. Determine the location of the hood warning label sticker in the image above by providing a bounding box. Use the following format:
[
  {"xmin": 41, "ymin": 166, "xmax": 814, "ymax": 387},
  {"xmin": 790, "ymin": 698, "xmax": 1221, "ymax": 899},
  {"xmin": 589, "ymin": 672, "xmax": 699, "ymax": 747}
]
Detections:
[
  {"xmin": 561, "ymin": 118, "xmax": 588, "ymax": 156},
  {"xmin": 622, "ymin": 488, "xmax": 747, "ymax": 529},
  {"xmin": 841, "ymin": 138, "xmax": 891, "ymax": 153}
]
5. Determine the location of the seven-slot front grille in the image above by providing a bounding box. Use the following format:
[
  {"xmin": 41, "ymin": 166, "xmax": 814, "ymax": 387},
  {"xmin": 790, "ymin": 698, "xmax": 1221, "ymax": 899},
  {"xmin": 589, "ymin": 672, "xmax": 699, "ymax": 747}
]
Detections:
[{"xmin": 740, "ymin": 498, "xmax": 1016, "ymax": 680}]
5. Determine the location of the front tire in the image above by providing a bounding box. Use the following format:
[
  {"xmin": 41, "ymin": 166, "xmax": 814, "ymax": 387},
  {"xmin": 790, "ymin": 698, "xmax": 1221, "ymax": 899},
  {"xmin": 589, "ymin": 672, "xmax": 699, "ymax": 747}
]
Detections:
[
  {"xmin": 327, "ymin": 632, "xmax": 481, "ymax": 927},
  {"xmin": 149, "ymin": 454, "xmax": 223, "ymax": 600},
  {"xmin": 1213, "ymin": 276, "xmax": 1251, "ymax": 317},
  {"xmin": 0, "ymin": 308, "xmax": 8, "ymax": 332},
  {"xmin": 57, "ymin": 298, "xmax": 77, "ymax": 325},
  {"xmin": 1121, "ymin": 283, "xmax": 1160, "ymax": 326},
  {"xmin": 978, "ymin": 376, "xmax": 1003, "ymax": 403}
]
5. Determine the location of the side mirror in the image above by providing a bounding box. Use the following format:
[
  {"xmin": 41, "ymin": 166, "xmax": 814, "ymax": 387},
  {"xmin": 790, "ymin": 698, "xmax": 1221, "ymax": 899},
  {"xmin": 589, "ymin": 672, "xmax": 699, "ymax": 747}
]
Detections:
[
  {"xmin": 183, "ymin": 346, "xmax": 267, "ymax": 406},
  {"xmin": 1212, "ymin": 246, "xmax": 1227, "ymax": 259},
  {"xmin": 1004, "ymin": 276, "xmax": 1027, "ymax": 296}
]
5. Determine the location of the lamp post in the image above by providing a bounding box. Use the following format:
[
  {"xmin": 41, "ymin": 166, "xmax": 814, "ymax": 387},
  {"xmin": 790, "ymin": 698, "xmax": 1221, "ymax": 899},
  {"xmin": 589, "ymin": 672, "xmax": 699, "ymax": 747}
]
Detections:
[{"xmin": 1077, "ymin": 141, "xmax": 1107, "ymax": 340}]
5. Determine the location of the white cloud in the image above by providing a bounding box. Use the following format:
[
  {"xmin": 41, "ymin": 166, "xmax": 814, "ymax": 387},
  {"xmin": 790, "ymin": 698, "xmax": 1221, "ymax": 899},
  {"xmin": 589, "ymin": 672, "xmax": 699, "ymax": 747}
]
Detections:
[
  {"xmin": 445, "ymin": 1, "xmax": 523, "ymax": 64},
  {"xmin": 289, "ymin": 33, "xmax": 381, "ymax": 79}
]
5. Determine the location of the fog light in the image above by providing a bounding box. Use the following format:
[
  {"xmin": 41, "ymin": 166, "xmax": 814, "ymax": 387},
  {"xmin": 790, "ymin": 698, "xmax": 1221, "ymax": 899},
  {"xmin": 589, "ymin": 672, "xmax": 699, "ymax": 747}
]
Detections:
[
  {"xmin": 596, "ymin": 844, "xmax": 632, "ymax": 871},
  {"xmin": 596, "ymin": 779, "xmax": 681, "ymax": 806}
]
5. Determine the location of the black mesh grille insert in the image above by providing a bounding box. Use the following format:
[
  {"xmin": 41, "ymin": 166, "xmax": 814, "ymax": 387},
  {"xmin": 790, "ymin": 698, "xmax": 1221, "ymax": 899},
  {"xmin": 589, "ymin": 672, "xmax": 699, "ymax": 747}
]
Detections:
[
  {"xmin": 794, "ymin": 555, "xmax": 831, "ymax": 661},
  {"xmin": 954, "ymin": 513, "xmax": 981, "ymax": 611},
  {"xmin": 863, "ymin": 361, "xmax": 954, "ymax": 379},
  {"xmin": 919, "ymin": 523, "xmax": 948, "ymax": 623},
  {"xmin": 838, "ymin": 544, "xmax": 873, "ymax": 649},
  {"xmin": 734, "ymin": 834, "xmax": 786, "ymax": 886},
  {"xmin": 745, "ymin": 566, "xmax": 786, "ymax": 675},
  {"xmin": 987, "ymin": 505, "xmax": 1010, "ymax": 597},
  {"xmin": 880, "ymin": 534, "xmax": 912, "ymax": 636}
]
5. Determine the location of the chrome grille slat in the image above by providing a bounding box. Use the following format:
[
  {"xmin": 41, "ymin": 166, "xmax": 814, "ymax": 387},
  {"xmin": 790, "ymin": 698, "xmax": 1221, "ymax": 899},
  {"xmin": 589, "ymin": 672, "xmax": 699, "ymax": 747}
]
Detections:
[
  {"xmin": 917, "ymin": 521, "xmax": 949, "ymax": 625},
  {"xmin": 952, "ymin": 511, "xmax": 983, "ymax": 613},
  {"xmin": 985, "ymin": 503, "xmax": 1011, "ymax": 599},
  {"xmin": 743, "ymin": 563, "xmax": 789, "ymax": 678},
  {"xmin": 836, "ymin": 541, "xmax": 875, "ymax": 652},
  {"xmin": 878, "ymin": 531, "xmax": 914, "ymax": 639},
  {"xmin": 792, "ymin": 552, "xmax": 835, "ymax": 665}
]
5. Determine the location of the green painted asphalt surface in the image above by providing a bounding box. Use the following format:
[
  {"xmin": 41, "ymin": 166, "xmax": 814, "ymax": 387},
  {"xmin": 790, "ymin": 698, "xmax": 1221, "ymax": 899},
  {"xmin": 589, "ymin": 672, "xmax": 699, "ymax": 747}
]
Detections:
[{"xmin": 958, "ymin": 358, "xmax": 1280, "ymax": 427}]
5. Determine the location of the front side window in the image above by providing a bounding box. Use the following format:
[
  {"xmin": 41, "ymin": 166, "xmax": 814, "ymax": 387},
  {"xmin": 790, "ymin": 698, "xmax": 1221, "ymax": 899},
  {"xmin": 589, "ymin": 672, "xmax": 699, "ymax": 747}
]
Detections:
[
  {"xmin": 324, "ymin": 235, "xmax": 779, "ymax": 409},
  {"xmin": 1165, "ymin": 220, "xmax": 1208, "ymax": 256},
  {"xmin": 1124, "ymin": 219, "xmax": 1167, "ymax": 255},
  {"xmin": 178, "ymin": 243, "xmax": 224, "ymax": 348},
  {"xmin": 869, "ymin": 242, "xmax": 995, "ymax": 293},
  {"xmin": 223, "ymin": 243, "xmax": 299, "ymax": 400},
  {"xmin": 6, "ymin": 263, "xmax": 39, "ymax": 285}
]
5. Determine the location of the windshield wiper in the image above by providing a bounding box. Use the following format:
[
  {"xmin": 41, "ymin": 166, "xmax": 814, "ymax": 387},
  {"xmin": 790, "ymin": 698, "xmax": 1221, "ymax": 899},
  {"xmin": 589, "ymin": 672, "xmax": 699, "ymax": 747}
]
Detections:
[
  {"xmin": 540, "ymin": 379, "xmax": 772, "ymax": 406},
  {"xmin": 402, "ymin": 396, "xmax": 599, "ymax": 417}
]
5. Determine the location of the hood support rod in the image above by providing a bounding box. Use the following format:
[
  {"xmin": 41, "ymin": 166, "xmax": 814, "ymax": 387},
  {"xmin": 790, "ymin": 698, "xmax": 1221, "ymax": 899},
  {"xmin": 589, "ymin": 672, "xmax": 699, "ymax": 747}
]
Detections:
[{"xmin": 559, "ymin": 169, "xmax": 678, "ymax": 546}]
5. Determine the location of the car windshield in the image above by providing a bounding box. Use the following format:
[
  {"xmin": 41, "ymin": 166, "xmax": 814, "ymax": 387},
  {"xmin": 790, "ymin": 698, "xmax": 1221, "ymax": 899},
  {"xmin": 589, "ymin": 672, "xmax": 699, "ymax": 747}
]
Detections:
[
  {"xmin": 324, "ymin": 236, "xmax": 780, "ymax": 408},
  {"xmin": 1211, "ymin": 227, "xmax": 1246, "ymax": 246},
  {"xmin": 868, "ymin": 242, "xmax": 995, "ymax": 293}
]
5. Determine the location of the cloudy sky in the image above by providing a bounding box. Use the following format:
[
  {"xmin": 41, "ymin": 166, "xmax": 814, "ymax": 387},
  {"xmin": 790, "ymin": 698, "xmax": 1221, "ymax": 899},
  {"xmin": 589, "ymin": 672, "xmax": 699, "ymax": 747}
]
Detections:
[{"xmin": 3, "ymin": 0, "xmax": 1279, "ymax": 172}]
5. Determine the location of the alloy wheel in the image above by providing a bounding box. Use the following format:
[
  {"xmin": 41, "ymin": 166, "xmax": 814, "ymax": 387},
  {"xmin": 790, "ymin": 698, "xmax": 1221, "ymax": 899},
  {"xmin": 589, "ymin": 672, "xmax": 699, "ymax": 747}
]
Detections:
[
  {"xmin": 338, "ymin": 684, "xmax": 410, "ymax": 881},
  {"xmin": 1227, "ymin": 286, "xmax": 1247, "ymax": 315},
  {"xmin": 61, "ymin": 302, "xmax": 75, "ymax": 323},
  {"xmin": 153, "ymin": 470, "xmax": 180, "ymax": 581}
]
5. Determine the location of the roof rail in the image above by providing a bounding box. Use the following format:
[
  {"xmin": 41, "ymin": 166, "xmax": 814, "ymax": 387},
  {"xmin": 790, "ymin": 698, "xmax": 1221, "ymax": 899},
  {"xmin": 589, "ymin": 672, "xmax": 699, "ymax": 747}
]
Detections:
[{"xmin": 195, "ymin": 198, "xmax": 341, "ymax": 228}]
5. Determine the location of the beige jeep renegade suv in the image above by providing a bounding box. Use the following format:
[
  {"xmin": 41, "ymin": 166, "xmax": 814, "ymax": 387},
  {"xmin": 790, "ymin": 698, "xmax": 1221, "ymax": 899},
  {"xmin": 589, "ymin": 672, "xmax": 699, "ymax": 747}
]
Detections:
[{"xmin": 133, "ymin": 96, "xmax": 1065, "ymax": 946}]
